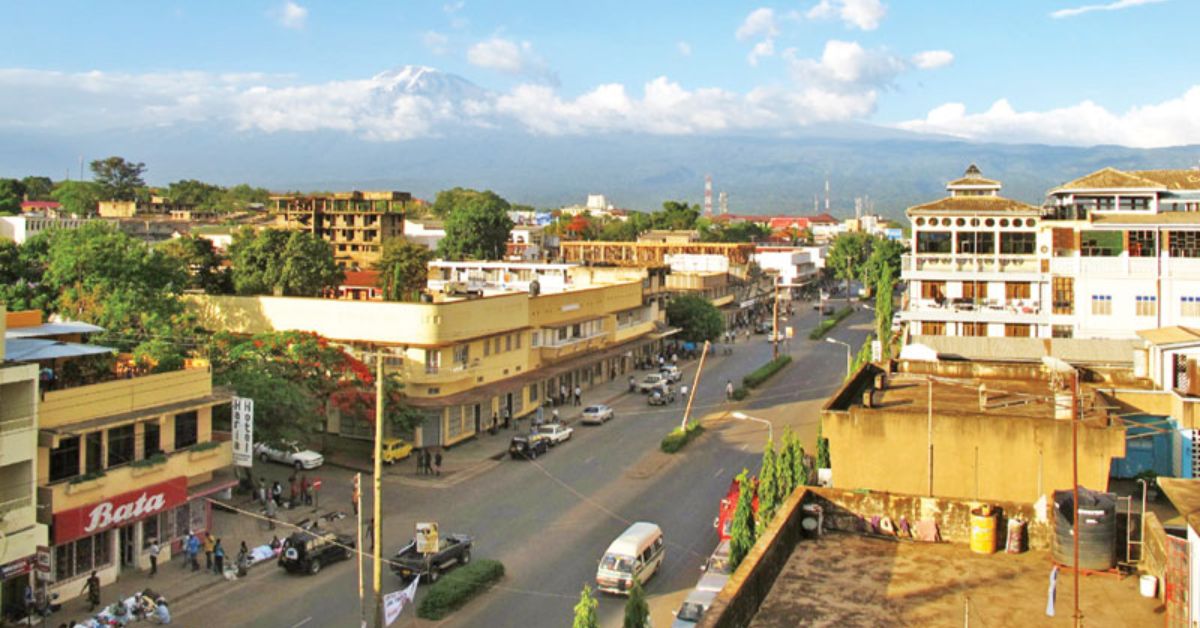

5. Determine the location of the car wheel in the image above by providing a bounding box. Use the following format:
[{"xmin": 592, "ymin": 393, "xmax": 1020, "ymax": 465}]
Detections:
[
  {"xmin": 461, "ymin": 551, "xmax": 471, "ymax": 565},
  {"xmin": 309, "ymin": 559, "xmax": 321, "ymax": 575},
  {"xmin": 260, "ymin": 452, "xmax": 269, "ymax": 463},
  {"xmin": 294, "ymin": 460, "xmax": 304, "ymax": 471}
]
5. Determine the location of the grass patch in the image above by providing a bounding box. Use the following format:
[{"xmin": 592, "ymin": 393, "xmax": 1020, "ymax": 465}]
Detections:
[
  {"xmin": 416, "ymin": 559, "xmax": 505, "ymax": 620},
  {"xmin": 808, "ymin": 307, "xmax": 854, "ymax": 340},
  {"xmin": 660, "ymin": 421, "xmax": 705, "ymax": 454},
  {"xmin": 741, "ymin": 355, "xmax": 793, "ymax": 389}
]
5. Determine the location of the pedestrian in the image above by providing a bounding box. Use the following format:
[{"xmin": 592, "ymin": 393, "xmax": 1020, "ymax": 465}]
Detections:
[
  {"xmin": 148, "ymin": 538, "xmax": 160, "ymax": 576},
  {"xmin": 573, "ymin": 385, "xmax": 581, "ymax": 406},
  {"xmin": 186, "ymin": 532, "xmax": 201, "ymax": 571},
  {"xmin": 671, "ymin": 352, "xmax": 678, "ymax": 364},
  {"xmin": 264, "ymin": 494, "xmax": 277, "ymax": 530},
  {"xmin": 550, "ymin": 408, "xmax": 559, "ymax": 424},
  {"xmin": 424, "ymin": 450, "xmax": 434, "ymax": 475},
  {"xmin": 491, "ymin": 411, "xmax": 499, "ymax": 433},
  {"xmin": 289, "ymin": 475, "xmax": 299, "ymax": 506},
  {"xmin": 212, "ymin": 539, "xmax": 225, "ymax": 576},
  {"xmin": 300, "ymin": 474, "xmax": 310, "ymax": 505},
  {"xmin": 434, "ymin": 451, "xmax": 443, "ymax": 477},
  {"xmin": 236, "ymin": 542, "xmax": 249, "ymax": 577},
  {"xmin": 681, "ymin": 384, "xmax": 689, "ymax": 399},
  {"xmin": 559, "ymin": 384, "xmax": 567, "ymax": 406},
  {"xmin": 628, "ymin": 375, "xmax": 636, "ymax": 392},
  {"xmin": 203, "ymin": 532, "xmax": 215, "ymax": 571},
  {"xmin": 351, "ymin": 479, "xmax": 360, "ymax": 516},
  {"xmin": 271, "ymin": 481, "xmax": 283, "ymax": 506},
  {"xmin": 726, "ymin": 380, "xmax": 734, "ymax": 400},
  {"xmin": 658, "ymin": 354, "xmax": 665, "ymax": 368},
  {"xmin": 256, "ymin": 478, "xmax": 267, "ymax": 506},
  {"xmin": 81, "ymin": 571, "xmax": 100, "ymax": 611},
  {"xmin": 502, "ymin": 406, "xmax": 511, "ymax": 429}
]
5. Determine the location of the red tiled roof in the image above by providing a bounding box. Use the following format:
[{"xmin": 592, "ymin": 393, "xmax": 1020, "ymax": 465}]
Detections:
[
  {"xmin": 806, "ymin": 213, "xmax": 838, "ymax": 224},
  {"xmin": 768, "ymin": 217, "xmax": 810, "ymax": 230},
  {"xmin": 21, "ymin": 201, "xmax": 61, "ymax": 210},
  {"xmin": 341, "ymin": 270, "xmax": 380, "ymax": 287}
]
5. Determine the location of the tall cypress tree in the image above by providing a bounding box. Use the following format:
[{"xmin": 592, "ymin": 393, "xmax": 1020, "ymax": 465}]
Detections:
[
  {"xmin": 623, "ymin": 580, "xmax": 650, "ymax": 628},
  {"xmin": 757, "ymin": 439, "xmax": 779, "ymax": 533},
  {"xmin": 729, "ymin": 469, "xmax": 758, "ymax": 570},
  {"xmin": 817, "ymin": 420, "xmax": 831, "ymax": 469},
  {"xmin": 776, "ymin": 427, "xmax": 796, "ymax": 500},
  {"xmin": 573, "ymin": 584, "xmax": 598, "ymax": 628}
]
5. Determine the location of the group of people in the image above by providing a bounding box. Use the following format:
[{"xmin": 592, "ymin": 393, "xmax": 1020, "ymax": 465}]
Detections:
[
  {"xmin": 550, "ymin": 384, "xmax": 583, "ymax": 407},
  {"xmin": 68, "ymin": 574, "xmax": 171, "ymax": 626},
  {"xmin": 414, "ymin": 449, "xmax": 443, "ymax": 476}
]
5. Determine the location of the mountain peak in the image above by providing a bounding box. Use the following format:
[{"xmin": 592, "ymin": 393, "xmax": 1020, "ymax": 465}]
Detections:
[{"xmin": 369, "ymin": 65, "xmax": 488, "ymax": 101}]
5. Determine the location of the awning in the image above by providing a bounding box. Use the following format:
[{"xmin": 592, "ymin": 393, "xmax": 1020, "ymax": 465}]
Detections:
[
  {"xmin": 5, "ymin": 321, "xmax": 106, "ymax": 339},
  {"xmin": 3, "ymin": 338, "xmax": 115, "ymax": 362}
]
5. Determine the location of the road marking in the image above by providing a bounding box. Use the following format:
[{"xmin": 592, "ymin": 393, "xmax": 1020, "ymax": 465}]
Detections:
[
  {"xmin": 291, "ymin": 618, "xmax": 312, "ymax": 628},
  {"xmin": 713, "ymin": 467, "xmax": 725, "ymax": 479}
]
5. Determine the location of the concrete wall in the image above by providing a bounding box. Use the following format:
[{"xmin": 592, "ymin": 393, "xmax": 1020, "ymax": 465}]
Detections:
[{"xmin": 1141, "ymin": 510, "xmax": 1168, "ymax": 599}]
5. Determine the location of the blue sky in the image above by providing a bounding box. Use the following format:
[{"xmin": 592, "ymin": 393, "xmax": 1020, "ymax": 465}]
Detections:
[{"xmin": 2, "ymin": 0, "xmax": 1198, "ymax": 146}]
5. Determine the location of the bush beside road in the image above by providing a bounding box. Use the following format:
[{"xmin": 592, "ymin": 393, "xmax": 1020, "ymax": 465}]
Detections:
[
  {"xmin": 417, "ymin": 559, "xmax": 506, "ymax": 620},
  {"xmin": 742, "ymin": 355, "xmax": 792, "ymax": 389},
  {"xmin": 660, "ymin": 421, "xmax": 705, "ymax": 453},
  {"xmin": 808, "ymin": 307, "xmax": 854, "ymax": 340}
]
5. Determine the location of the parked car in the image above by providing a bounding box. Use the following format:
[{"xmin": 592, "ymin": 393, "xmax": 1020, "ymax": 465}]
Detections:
[
  {"xmin": 753, "ymin": 321, "xmax": 771, "ymax": 334},
  {"xmin": 638, "ymin": 373, "xmax": 666, "ymax": 393},
  {"xmin": 671, "ymin": 588, "xmax": 717, "ymax": 627},
  {"xmin": 256, "ymin": 441, "xmax": 324, "ymax": 470},
  {"xmin": 695, "ymin": 540, "xmax": 732, "ymax": 593},
  {"xmin": 509, "ymin": 434, "xmax": 550, "ymax": 459},
  {"xmin": 278, "ymin": 530, "xmax": 355, "ymax": 575},
  {"xmin": 537, "ymin": 422, "xmax": 574, "ymax": 445},
  {"xmin": 647, "ymin": 384, "xmax": 676, "ymax": 405},
  {"xmin": 391, "ymin": 533, "xmax": 474, "ymax": 583},
  {"xmin": 373, "ymin": 438, "xmax": 413, "ymax": 464},
  {"xmin": 659, "ymin": 365, "xmax": 683, "ymax": 383},
  {"xmin": 580, "ymin": 404, "xmax": 614, "ymax": 425}
]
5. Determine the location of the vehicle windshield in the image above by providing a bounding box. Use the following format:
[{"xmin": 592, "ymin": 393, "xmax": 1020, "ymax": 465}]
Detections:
[
  {"xmin": 584, "ymin": 406, "xmax": 602, "ymax": 413},
  {"xmin": 705, "ymin": 555, "xmax": 731, "ymax": 575},
  {"xmin": 600, "ymin": 553, "xmax": 634, "ymax": 574},
  {"xmin": 676, "ymin": 602, "xmax": 704, "ymax": 622}
]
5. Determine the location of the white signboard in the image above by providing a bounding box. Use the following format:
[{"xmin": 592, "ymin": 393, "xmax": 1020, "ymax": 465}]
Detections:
[
  {"xmin": 384, "ymin": 578, "xmax": 419, "ymax": 626},
  {"xmin": 231, "ymin": 396, "xmax": 254, "ymax": 468}
]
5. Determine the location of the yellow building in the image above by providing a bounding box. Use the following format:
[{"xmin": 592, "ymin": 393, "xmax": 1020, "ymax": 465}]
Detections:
[
  {"xmin": 0, "ymin": 307, "xmax": 49, "ymax": 618},
  {"xmin": 271, "ymin": 191, "xmax": 409, "ymax": 270},
  {"xmin": 187, "ymin": 266, "xmax": 670, "ymax": 447},
  {"xmin": 5, "ymin": 312, "xmax": 233, "ymax": 601}
]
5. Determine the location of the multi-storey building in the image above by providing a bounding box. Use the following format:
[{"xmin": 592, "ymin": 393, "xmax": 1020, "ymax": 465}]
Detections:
[
  {"xmin": 5, "ymin": 311, "xmax": 233, "ymax": 602},
  {"xmin": 0, "ymin": 307, "xmax": 49, "ymax": 618},
  {"xmin": 271, "ymin": 191, "xmax": 409, "ymax": 269}
]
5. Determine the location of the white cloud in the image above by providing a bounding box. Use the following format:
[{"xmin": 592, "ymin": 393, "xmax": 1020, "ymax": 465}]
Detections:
[
  {"xmin": 466, "ymin": 37, "xmax": 556, "ymax": 84},
  {"xmin": 807, "ymin": 0, "xmax": 887, "ymax": 31},
  {"xmin": 898, "ymin": 87, "xmax": 1200, "ymax": 148},
  {"xmin": 787, "ymin": 40, "xmax": 905, "ymax": 86},
  {"xmin": 1051, "ymin": 0, "xmax": 1166, "ymax": 19},
  {"xmin": 912, "ymin": 50, "xmax": 954, "ymax": 70},
  {"xmin": 277, "ymin": 1, "xmax": 308, "ymax": 30},
  {"xmin": 677, "ymin": 41, "xmax": 692, "ymax": 57},
  {"xmin": 747, "ymin": 40, "xmax": 775, "ymax": 67},
  {"xmin": 423, "ymin": 31, "xmax": 449, "ymax": 55},
  {"xmin": 736, "ymin": 8, "xmax": 779, "ymax": 41}
]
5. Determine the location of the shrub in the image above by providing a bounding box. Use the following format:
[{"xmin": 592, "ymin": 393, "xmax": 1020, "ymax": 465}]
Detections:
[
  {"xmin": 808, "ymin": 307, "xmax": 854, "ymax": 340},
  {"xmin": 416, "ymin": 559, "xmax": 505, "ymax": 620},
  {"xmin": 731, "ymin": 386, "xmax": 748, "ymax": 401},
  {"xmin": 660, "ymin": 421, "xmax": 704, "ymax": 453},
  {"xmin": 742, "ymin": 355, "xmax": 793, "ymax": 389}
]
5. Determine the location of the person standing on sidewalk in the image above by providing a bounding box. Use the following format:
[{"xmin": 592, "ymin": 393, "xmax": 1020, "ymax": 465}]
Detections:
[
  {"xmin": 186, "ymin": 532, "xmax": 201, "ymax": 571},
  {"xmin": 434, "ymin": 451, "xmax": 443, "ymax": 476},
  {"xmin": 203, "ymin": 532, "xmax": 215, "ymax": 571},
  {"xmin": 81, "ymin": 571, "xmax": 101, "ymax": 611},
  {"xmin": 423, "ymin": 450, "xmax": 434, "ymax": 475},
  {"xmin": 148, "ymin": 539, "xmax": 160, "ymax": 576},
  {"xmin": 573, "ymin": 385, "xmax": 581, "ymax": 406},
  {"xmin": 300, "ymin": 474, "xmax": 310, "ymax": 505},
  {"xmin": 256, "ymin": 478, "xmax": 267, "ymax": 506},
  {"xmin": 212, "ymin": 539, "xmax": 225, "ymax": 576},
  {"xmin": 365, "ymin": 518, "xmax": 375, "ymax": 550}
]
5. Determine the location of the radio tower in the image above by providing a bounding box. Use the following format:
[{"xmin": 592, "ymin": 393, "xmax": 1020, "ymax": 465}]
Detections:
[
  {"xmin": 704, "ymin": 175, "xmax": 713, "ymax": 216},
  {"xmin": 718, "ymin": 191, "xmax": 728, "ymax": 215},
  {"xmin": 824, "ymin": 177, "xmax": 831, "ymax": 213}
]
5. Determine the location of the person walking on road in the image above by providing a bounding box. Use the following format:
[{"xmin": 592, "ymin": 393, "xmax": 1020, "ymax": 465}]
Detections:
[
  {"xmin": 212, "ymin": 539, "xmax": 225, "ymax": 576},
  {"xmin": 559, "ymin": 384, "xmax": 567, "ymax": 407},
  {"xmin": 423, "ymin": 450, "xmax": 434, "ymax": 475},
  {"xmin": 271, "ymin": 481, "xmax": 283, "ymax": 506},
  {"xmin": 573, "ymin": 385, "xmax": 581, "ymax": 406},
  {"xmin": 300, "ymin": 474, "xmax": 311, "ymax": 505},
  {"xmin": 726, "ymin": 380, "xmax": 735, "ymax": 400},
  {"xmin": 203, "ymin": 532, "xmax": 215, "ymax": 571},
  {"xmin": 148, "ymin": 539, "xmax": 160, "ymax": 576},
  {"xmin": 434, "ymin": 451, "xmax": 443, "ymax": 476},
  {"xmin": 264, "ymin": 493, "xmax": 277, "ymax": 530},
  {"xmin": 256, "ymin": 478, "xmax": 267, "ymax": 506},
  {"xmin": 82, "ymin": 571, "xmax": 101, "ymax": 611}
]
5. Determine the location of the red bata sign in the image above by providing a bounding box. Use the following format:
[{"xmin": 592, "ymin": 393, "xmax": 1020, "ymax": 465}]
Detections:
[{"xmin": 54, "ymin": 477, "xmax": 188, "ymax": 544}]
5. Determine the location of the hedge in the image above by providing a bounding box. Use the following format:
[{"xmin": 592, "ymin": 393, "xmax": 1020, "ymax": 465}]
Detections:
[
  {"xmin": 660, "ymin": 421, "xmax": 705, "ymax": 454},
  {"xmin": 731, "ymin": 386, "xmax": 748, "ymax": 401},
  {"xmin": 416, "ymin": 559, "xmax": 505, "ymax": 620},
  {"xmin": 742, "ymin": 355, "xmax": 793, "ymax": 389},
  {"xmin": 808, "ymin": 307, "xmax": 854, "ymax": 340}
]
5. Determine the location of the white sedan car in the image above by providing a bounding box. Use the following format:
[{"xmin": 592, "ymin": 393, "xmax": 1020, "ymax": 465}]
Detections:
[
  {"xmin": 255, "ymin": 441, "xmax": 325, "ymax": 470},
  {"xmin": 536, "ymin": 422, "xmax": 574, "ymax": 445},
  {"xmin": 580, "ymin": 404, "xmax": 614, "ymax": 425},
  {"xmin": 638, "ymin": 373, "xmax": 666, "ymax": 393}
]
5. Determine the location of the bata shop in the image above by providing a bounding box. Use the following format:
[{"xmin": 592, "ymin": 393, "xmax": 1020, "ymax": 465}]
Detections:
[{"xmin": 47, "ymin": 477, "xmax": 206, "ymax": 598}]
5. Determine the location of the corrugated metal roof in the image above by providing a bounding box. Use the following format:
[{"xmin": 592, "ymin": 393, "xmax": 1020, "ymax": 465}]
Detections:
[
  {"xmin": 1137, "ymin": 326, "xmax": 1200, "ymax": 346},
  {"xmin": 3, "ymin": 338, "xmax": 115, "ymax": 362},
  {"xmin": 5, "ymin": 321, "xmax": 106, "ymax": 339}
]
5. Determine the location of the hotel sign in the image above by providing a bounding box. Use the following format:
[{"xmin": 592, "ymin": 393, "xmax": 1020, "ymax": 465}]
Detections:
[{"xmin": 53, "ymin": 476, "xmax": 188, "ymax": 544}]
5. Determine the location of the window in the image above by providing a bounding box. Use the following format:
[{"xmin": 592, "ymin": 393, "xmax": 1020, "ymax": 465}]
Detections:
[
  {"xmin": 531, "ymin": 331, "xmax": 540, "ymax": 347},
  {"xmin": 962, "ymin": 322, "xmax": 987, "ymax": 337},
  {"xmin": 1136, "ymin": 295, "xmax": 1158, "ymax": 317},
  {"xmin": 920, "ymin": 321, "xmax": 945, "ymax": 336},
  {"xmin": 1052, "ymin": 277, "xmax": 1074, "ymax": 314},
  {"xmin": 920, "ymin": 281, "xmax": 946, "ymax": 301},
  {"xmin": 107, "ymin": 424, "xmax": 135, "ymax": 467},
  {"xmin": 493, "ymin": 338, "xmax": 501, "ymax": 354},
  {"xmin": 529, "ymin": 383, "xmax": 538, "ymax": 402},
  {"xmin": 144, "ymin": 422, "xmax": 161, "ymax": 458},
  {"xmin": 1183, "ymin": 297, "xmax": 1200, "ymax": 318},
  {"xmin": 49, "ymin": 436, "xmax": 81, "ymax": 482},
  {"xmin": 54, "ymin": 531, "xmax": 112, "ymax": 582},
  {"xmin": 1080, "ymin": 230, "xmax": 1122, "ymax": 257},
  {"xmin": 515, "ymin": 333, "xmax": 521, "ymax": 349},
  {"xmin": 961, "ymin": 281, "xmax": 987, "ymax": 301},
  {"xmin": 85, "ymin": 432, "xmax": 103, "ymax": 474},
  {"xmin": 1005, "ymin": 324, "xmax": 1032, "ymax": 338},
  {"xmin": 1052, "ymin": 325, "xmax": 1074, "ymax": 339},
  {"xmin": 1176, "ymin": 353, "xmax": 1192, "ymax": 391},
  {"xmin": 424, "ymin": 349, "xmax": 440, "ymax": 374},
  {"xmin": 1128, "ymin": 230, "xmax": 1156, "ymax": 257},
  {"xmin": 1170, "ymin": 231, "xmax": 1200, "ymax": 258},
  {"xmin": 453, "ymin": 345, "xmax": 469, "ymax": 367},
  {"xmin": 956, "ymin": 232, "xmax": 994, "ymax": 255},
  {"xmin": 505, "ymin": 335, "xmax": 512, "ymax": 352},
  {"xmin": 916, "ymin": 232, "xmax": 952, "ymax": 254},
  {"xmin": 1052, "ymin": 228, "xmax": 1076, "ymax": 257},
  {"xmin": 1119, "ymin": 196, "xmax": 1151, "ymax": 211},
  {"xmin": 483, "ymin": 339, "xmax": 490, "ymax": 357},
  {"xmin": 1005, "ymin": 282, "xmax": 1031, "ymax": 300},
  {"xmin": 174, "ymin": 411, "xmax": 198, "ymax": 449},
  {"xmin": 1000, "ymin": 232, "xmax": 1037, "ymax": 255},
  {"xmin": 1091, "ymin": 295, "xmax": 1112, "ymax": 316}
]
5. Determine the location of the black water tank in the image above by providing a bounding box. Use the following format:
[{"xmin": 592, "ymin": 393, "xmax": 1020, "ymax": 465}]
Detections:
[{"xmin": 1052, "ymin": 487, "xmax": 1117, "ymax": 571}]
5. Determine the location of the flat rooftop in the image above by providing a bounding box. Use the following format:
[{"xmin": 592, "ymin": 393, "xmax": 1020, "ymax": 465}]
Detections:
[
  {"xmin": 872, "ymin": 372, "xmax": 1059, "ymax": 420},
  {"xmin": 750, "ymin": 533, "xmax": 1158, "ymax": 627}
]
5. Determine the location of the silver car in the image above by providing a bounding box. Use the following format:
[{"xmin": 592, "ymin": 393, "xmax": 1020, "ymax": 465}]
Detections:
[
  {"xmin": 671, "ymin": 588, "xmax": 717, "ymax": 627},
  {"xmin": 696, "ymin": 540, "xmax": 732, "ymax": 593},
  {"xmin": 580, "ymin": 404, "xmax": 614, "ymax": 425}
]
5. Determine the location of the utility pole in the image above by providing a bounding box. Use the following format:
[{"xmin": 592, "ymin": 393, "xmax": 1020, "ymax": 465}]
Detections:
[
  {"xmin": 1071, "ymin": 372, "xmax": 1081, "ymax": 628},
  {"xmin": 373, "ymin": 353, "xmax": 385, "ymax": 628},
  {"xmin": 772, "ymin": 282, "xmax": 780, "ymax": 360},
  {"xmin": 927, "ymin": 377, "xmax": 934, "ymax": 496},
  {"xmin": 681, "ymin": 340, "xmax": 710, "ymax": 431},
  {"xmin": 356, "ymin": 472, "xmax": 365, "ymax": 626}
]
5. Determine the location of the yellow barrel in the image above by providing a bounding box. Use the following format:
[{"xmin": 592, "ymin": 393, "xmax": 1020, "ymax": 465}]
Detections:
[{"xmin": 970, "ymin": 506, "xmax": 997, "ymax": 554}]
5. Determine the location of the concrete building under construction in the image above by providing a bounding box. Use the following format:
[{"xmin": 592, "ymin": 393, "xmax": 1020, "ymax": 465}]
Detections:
[{"xmin": 270, "ymin": 191, "xmax": 409, "ymax": 269}]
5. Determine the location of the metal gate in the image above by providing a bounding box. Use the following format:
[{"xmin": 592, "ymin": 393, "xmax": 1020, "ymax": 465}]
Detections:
[{"xmin": 1166, "ymin": 534, "xmax": 1189, "ymax": 628}]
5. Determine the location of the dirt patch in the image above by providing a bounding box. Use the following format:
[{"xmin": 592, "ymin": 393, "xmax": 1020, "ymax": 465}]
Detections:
[{"xmin": 750, "ymin": 532, "xmax": 1161, "ymax": 628}]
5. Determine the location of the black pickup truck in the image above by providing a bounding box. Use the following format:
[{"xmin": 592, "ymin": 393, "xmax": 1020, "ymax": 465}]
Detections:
[
  {"xmin": 390, "ymin": 534, "xmax": 474, "ymax": 583},
  {"xmin": 278, "ymin": 530, "xmax": 355, "ymax": 575}
]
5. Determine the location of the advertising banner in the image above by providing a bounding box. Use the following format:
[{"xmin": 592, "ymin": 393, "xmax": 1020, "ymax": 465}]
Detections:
[
  {"xmin": 53, "ymin": 476, "xmax": 188, "ymax": 544},
  {"xmin": 232, "ymin": 396, "xmax": 254, "ymax": 468}
]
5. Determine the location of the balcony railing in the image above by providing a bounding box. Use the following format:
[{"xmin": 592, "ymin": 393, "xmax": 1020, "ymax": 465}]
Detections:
[
  {"xmin": 903, "ymin": 300, "xmax": 1044, "ymax": 323},
  {"xmin": 902, "ymin": 254, "xmax": 1039, "ymax": 274}
]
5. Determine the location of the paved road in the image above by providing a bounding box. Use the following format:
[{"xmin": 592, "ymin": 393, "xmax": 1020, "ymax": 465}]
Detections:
[{"xmin": 172, "ymin": 305, "xmax": 874, "ymax": 628}]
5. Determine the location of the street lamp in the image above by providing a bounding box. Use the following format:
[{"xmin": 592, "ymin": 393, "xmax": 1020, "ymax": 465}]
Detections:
[
  {"xmin": 731, "ymin": 411, "xmax": 773, "ymax": 443},
  {"xmin": 825, "ymin": 337, "xmax": 852, "ymax": 378}
]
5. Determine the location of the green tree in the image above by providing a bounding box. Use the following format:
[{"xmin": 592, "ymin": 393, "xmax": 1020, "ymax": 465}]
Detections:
[
  {"xmin": 788, "ymin": 430, "xmax": 808, "ymax": 489},
  {"xmin": 90, "ymin": 156, "xmax": 146, "ymax": 201},
  {"xmin": 375, "ymin": 238, "xmax": 434, "ymax": 301},
  {"xmin": 757, "ymin": 439, "xmax": 779, "ymax": 533},
  {"xmin": 0, "ymin": 237, "xmax": 55, "ymax": 313},
  {"xmin": 776, "ymin": 427, "xmax": 795, "ymax": 499},
  {"xmin": 220, "ymin": 184, "xmax": 270, "ymax": 212},
  {"xmin": 572, "ymin": 584, "xmax": 599, "ymax": 628},
  {"xmin": 875, "ymin": 262, "xmax": 896, "ymax": 360},
  {"xmin": 159, "ymin": 235, "xmax": 230, "ymax": 294},
  {"xmin": 666, "ymin": 294, "xmax": 724, "ymax": 343},
  {"xmin": 652, "ymin": 200, "xmax": 701, "ymax": 231},
  {"xmin": 729, "ymin": 469, "xmax": 758, "ymax": 570},
  {"xmin": 861, "ymin": 237, "xmax": 905, "ymax": 294},
  {"xmin": 20, "ymin": 176, "xmax": 54, "ymax": 201},
  {"xmin": 817, "ymin": 420, "xmax": 831, "ymax": 469},
  {"xmin": 166, "ymin": 179, "xmax": 223, "ymax": 209},
  {"xmin": 0, "ymin": 179, "xmax": 25, "ymax": 214},
  {"xmin": 436, "ymin": 189, "xmax": 514, "ymax": 260},
  {"xmin": 50, "ymin": 180, "xmax": 103, "ymax": 216},
  {"xmin": 703, "ymin": 220, "xmax": 770, "ymax": 243},
  {"xmin": 279, "ymin": 231, "xmax": 343, "ymax": 296},
  {"xmin": 229, "ymin": 229, "xmax": 342, "ymax": 296},
  {"xmin": 623, "ymin": 580, "xmax": 650, "ymax": 628},
  {"xmin": 132, "ymin": 338, "xmax": 186, "ymax": 373},
  {"xmin": 826, "ymin": 232, "xmax": 872, "ymax": 304},
  {"xmin": 430, "ymin": 187, "xmax": 510, "ymax": 219}
]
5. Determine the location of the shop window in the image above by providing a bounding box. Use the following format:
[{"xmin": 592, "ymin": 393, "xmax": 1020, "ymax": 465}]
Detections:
[
  {"xmin": 144, "ymin": 422, "xmax": 162, "ymax": 458},
  {"xmin": 1136, "ymin": 295, "xmax": 1157, "ymax": 317},
  {"xmin": 1000, "ymin": 232, "xmax": 1037, "ymax": 255},
  {"xmin": 1091, "ymin": 295, "xmax": 1112, "ymax": 316},
  {"xmin": 55, "ymin": 531, "xmax": 112, "ymax": 582},
  {"xmin": 85, "ymin": 432, "xmax": 103, "ymax": 474},
  {"xmin": 107, "ymin": 424, "xmax": 135, "ymax": 468},
  {"xmin": 174, "ymin": 411, "xmax": 198, "ymax": 449},
  {"xmin": 49, "ymin": 436, "xmax": 81, "ymax": 482},
  {"xmin": 1128, "ymin": 230, "xmax": 1156, "ymax": 257},
  {"xmin": 1052, "ymin": 277, "xmax": 1074, "ymax": 315}
]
